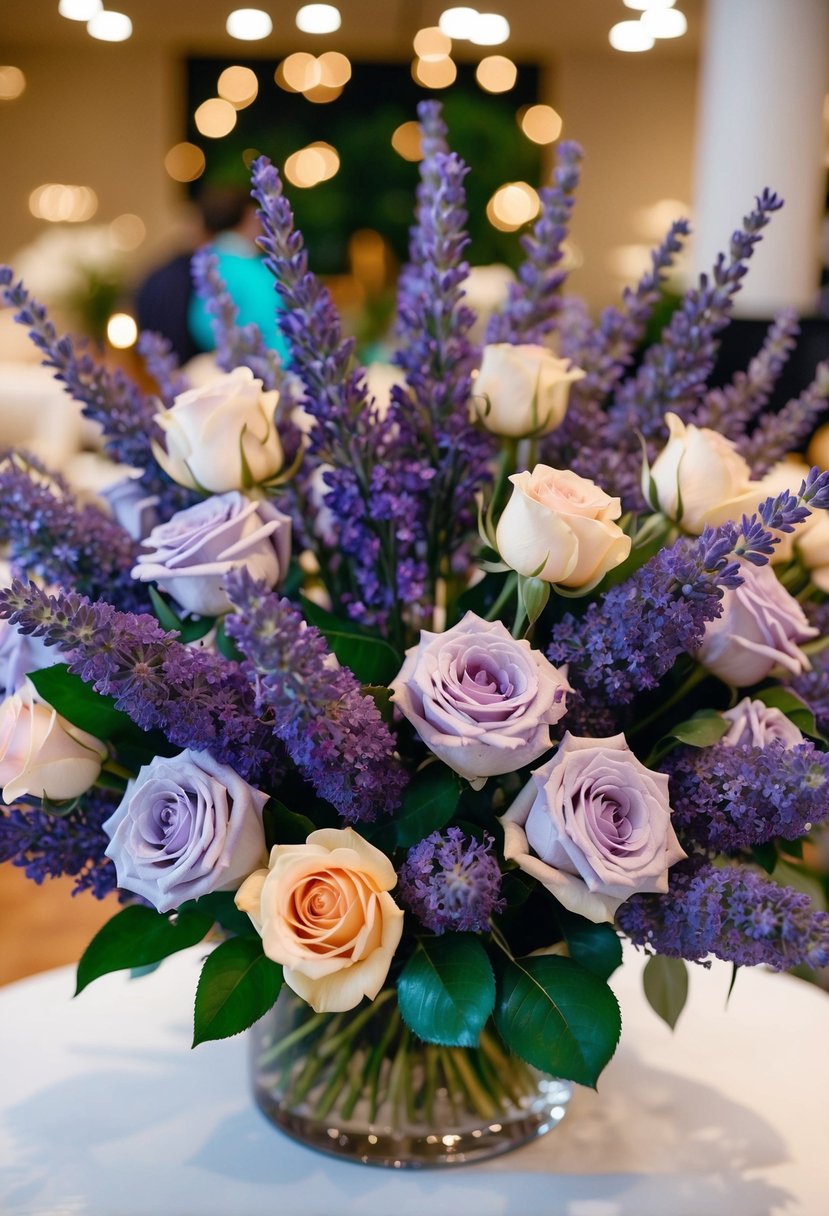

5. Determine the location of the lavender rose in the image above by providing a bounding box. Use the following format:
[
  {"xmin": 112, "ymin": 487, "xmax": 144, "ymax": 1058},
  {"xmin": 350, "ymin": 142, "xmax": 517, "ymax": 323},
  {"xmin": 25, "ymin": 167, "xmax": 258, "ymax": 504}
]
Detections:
[
  {"xmin": 389, "ymin": 612, "xmax": 571, "ymax": 785},
  {"xmin": 694, "ymin": 562, "xmax": 817, "ymax": 687},
  {"xmin": 132, "ymin": 491, "xmax": 291, "ymax": 617},
  {"xmin": 501, "ymin": 732, "xmax": 686, "ymax": 923},
  {"xmin": 720, "ymin": 697, "xmax": 804, "ymax": 748},
  {"xmin": 103, "ymin": 749, "xmax": 268, "ymax": 913},
  {"xmin": 100, "ymin": 473, "xmax": 160, "ymax": 541}
]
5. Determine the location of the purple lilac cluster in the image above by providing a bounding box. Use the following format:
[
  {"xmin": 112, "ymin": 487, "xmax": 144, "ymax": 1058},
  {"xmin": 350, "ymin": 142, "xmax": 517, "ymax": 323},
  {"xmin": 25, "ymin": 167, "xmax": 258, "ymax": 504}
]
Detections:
[
  {"xmin": 136, "ymin": 330, "xmax": 188, "ymax": 407},
  {"xmin": 549, "ymin": 475, "xmax": 829, "ymax": 730},
  {"xmin": 0, "ymin": 452, "xmax": 144, "ymax": 612},
  {"xmin": 0, "ymin": 788, "xmax": 119, "ymax": 898},
  {"xmin": 485, "ymin": 140, "xmax": 582, "ymax": 346},
  {"xmin": 0, "ymin": 580, "xmax": 280, "ymax": 785},
  {"xmin": 190, "ymin": 247, "xmax": 285, "ymax": 393},
  {"xmin": 665, "ymin": 739, "xmax": 829, "ymax": 853},
  {"xmin": 0, "ymin": 268, "xmax": 189, "ymax": 516},
  {"xmin": 398, "ymin": 827, "xmax": 505, "ymax": 934},
  {"xmin": 617, "ymin": 860, "xmax": 829, "ymax": 971},
  {"xmin": 692, "ymin": 309, "xmax": 800, "ymax": 438},
  {"xmin": 224, "ymin": 570, "xmax": 407, "ymax": 822},
  {"xmin": 739, "ymin": 362, "xmax": 829, "ymax": 477},
  {"xmin": 250, "ymin": 156, "xmax": 430, "ymax": 629},
  {"xmin": 789, "ymin": 647, "xmax": 829, "ymax": 736}
]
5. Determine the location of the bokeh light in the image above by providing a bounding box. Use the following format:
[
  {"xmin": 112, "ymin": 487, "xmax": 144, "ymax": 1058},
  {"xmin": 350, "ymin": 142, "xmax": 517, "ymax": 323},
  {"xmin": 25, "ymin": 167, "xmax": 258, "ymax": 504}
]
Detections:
[
  {"xmin": 164, "ymin": 142, "xmax": 206, "ymax": 182},
  {"xmin": 87, "ymin": 10, "xmax": 132, "ymax": 41},
  {"xmin": 194, "ymin": 97, "xmax": 237, "ymax": 138},
  {"xmin": 0, "ymin": 66, "xmax": 26, "ymax": 100},
  {"xmin": 107, "ymin": 312, "xmax": 138, "ymax": 349},
  {"xmin": 475, "ymin": 55, "xmax": 517, "ymax": 93},
  {"xmin": 412, "ymin": 57, "xmax": 457, "ymax": 89},
  {"xmin": 391, "ymin": 120, "xmax": 423, "ymax": 162},
  {"xmin": 486, "ymin": 181, "xmax": 540, "ymax": 231},
  {"xmin": 519, "ymin": 104, "xmax": 563, "ymax": 144},
  {"xmin": 29, "ymin": 183, "xmax": 98, "ymax": 223},
  {"xmin": 218, "ymin": 65, "xmax": 259, "ymax": 108},
  {"xmin": 226, "ymin": 8, "xmax": 273, "ymax": 40},
  {"xmin": 296, "ymin": 4, "xmax": 341, "ymax": 34}
]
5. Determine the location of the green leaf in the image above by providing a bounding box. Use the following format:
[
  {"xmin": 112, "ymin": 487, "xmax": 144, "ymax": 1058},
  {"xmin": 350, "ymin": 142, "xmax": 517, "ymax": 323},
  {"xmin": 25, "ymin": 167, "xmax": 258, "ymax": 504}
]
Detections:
[
  {"xmin": 193, "ymin": 937, "xmax": 283, "ymax": 1046},
  {"xmin": 752, "ymin": 841, "xmax": 778, "ymax": 874},
  {"xmin": 398, "ymin": 935, "xmax": 495, "ymax": 1047},
  {"xmin": 394, "ymin": 764, "xmax": 462, "ymax": 849},
  {"xmin": 300, "ymin": 596, "xmax": 402, "ymax": 685},
  {"xmin": 363, "ymin": 684, "xmax": 394, "ymax": 724},
  {"xmin": 773, "ymin": 858, "xmax": 827, "ymax": 909},
  {"xmin": 494, "ymin": 954, "xmax": 621, "ymax": 1088},
  {"xmin": 29, "ymin": 664, "xmax": 134, "ymax": 742},
  {"xmin": 148, "ymin": 584, "xmax": 183, "ymax": 633},
  {"xmin": 755, "ymin": 686, "xmax": 825, "ymax": 740},
  {"xmin": 642, "ymin": 954, "xmax": 688, "ymax": 1030},
  {"xmin": 670, "ymin": 709, "xmax": 730, "ymax": 748},
  {"xmin": 553, "ymin": 910, "xmax": 623, "ymax": 981},
  {"xmin": 263, "ymin": 798, "xmax": 316, "ymax": 847},
  {"xmin": 186, "ymin": 891, "xmax": 257, "ymax": 937},
  {"xmin": 76, "ymin": 905, "xmax": 213, "ymax": 995},
  {"xmin": 215, "ymin": 617, "xmax": 243, "ymax": 662}
]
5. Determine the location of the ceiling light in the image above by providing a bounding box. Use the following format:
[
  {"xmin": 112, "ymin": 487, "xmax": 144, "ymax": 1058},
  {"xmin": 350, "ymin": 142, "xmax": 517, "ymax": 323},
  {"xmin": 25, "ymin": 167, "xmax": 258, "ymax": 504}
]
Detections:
[
  {"xmin": 87, "ymin": 10, "xmax": 132, "ymax": 41},
  {"xmin": 475, "ymin": 55, "xmax": 517, "ymax": 93},
  {"xmin": 194, "ymin": 97, "xmax": 237, "ymax": 138},
  {"xmin": 226, "ymin": 8, "xmax": 272, "ymax": 40},
  {"xmin": 608, "ymin": 21, "xmax": 655, "ymax": 52},
  {"xmin": 58, "ymin": 0, "xmax": 102, "ymax": 18},
  {"xmin": 296, "ymin": 4, "xmax": 341, "ymax": 34},
  {"xmin": 640, "ymin": 7, "xmax": 687, "ymax": 38},
  {"xmin": 218, "ymin": 65, "xmax": 259, "ymax": 108},
  {"xmin": 470, "ymin": 12, "xmax": 509, "ymax": 46},
  {"xmin": 0, "ymin": 66, "xmax": 26, "ymax": 100},
  {"xmin": 438, "ymin": 7, "xmax": 479, "ymax": 39}
]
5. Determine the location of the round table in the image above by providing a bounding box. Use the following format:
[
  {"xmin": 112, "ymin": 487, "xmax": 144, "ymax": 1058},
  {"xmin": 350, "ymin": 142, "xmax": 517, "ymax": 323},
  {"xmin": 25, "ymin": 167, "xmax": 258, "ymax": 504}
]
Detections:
[{"xmin": 0, "ymin": 947, "xmax": 827, "ymax": 1215}]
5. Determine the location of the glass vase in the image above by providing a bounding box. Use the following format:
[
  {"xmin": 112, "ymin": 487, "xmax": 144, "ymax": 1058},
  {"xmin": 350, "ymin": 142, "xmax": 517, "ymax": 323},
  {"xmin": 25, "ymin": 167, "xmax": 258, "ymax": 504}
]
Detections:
[{"xmin": 249, "ymin": 986, "xmax": 572, "ymax": 1168}]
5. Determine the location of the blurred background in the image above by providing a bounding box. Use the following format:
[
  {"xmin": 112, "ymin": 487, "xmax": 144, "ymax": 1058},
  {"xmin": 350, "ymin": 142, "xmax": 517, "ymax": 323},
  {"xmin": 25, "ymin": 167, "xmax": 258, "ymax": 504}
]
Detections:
[{"xmin": 1, "ymin": 0, "xmax": 828, "ymax": 981}]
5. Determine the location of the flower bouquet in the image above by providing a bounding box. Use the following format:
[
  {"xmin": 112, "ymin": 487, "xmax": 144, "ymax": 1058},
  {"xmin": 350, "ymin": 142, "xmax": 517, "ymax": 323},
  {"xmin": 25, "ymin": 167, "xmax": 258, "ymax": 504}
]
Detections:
[{"xmin": 2, "ymin": 100, "xmax": 829, "ymax": 1168}]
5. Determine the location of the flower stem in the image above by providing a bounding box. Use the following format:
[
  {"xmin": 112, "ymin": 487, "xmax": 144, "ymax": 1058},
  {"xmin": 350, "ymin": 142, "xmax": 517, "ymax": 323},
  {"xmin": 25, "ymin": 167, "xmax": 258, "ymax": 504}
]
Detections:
[{"xmin": 484, "ymin": 571, "xmax": 518, "ymax": 622}]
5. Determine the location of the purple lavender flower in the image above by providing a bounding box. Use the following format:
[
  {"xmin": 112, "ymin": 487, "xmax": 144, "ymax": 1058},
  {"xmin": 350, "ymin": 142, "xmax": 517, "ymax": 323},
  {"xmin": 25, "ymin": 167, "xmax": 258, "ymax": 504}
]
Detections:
[
  {"xmin": 486, "ymin": 140, "xmax": 582, "ymax": 347},
  {"xmin": 664, "ymin": 739, "xmax": 829, "ymax": 853},
  {"xmin": 223, "ymin": 570, "xmax": 407, "ymax": 821},
  {"xmin": 0, "ymin": 787, "xmax": 119, "ymax": 899},
  {"xmin": 398, "ymin": 826, "xmax": 504, "ymax": 934},
  {"xmin": 136, "ymin": 330, "xmax": 188, "ymax": 407},
  {"xmin": 692, "ymin": 309, "xmax": 800, "ymax": 438},
  {"xmin": 738, "ymin": 363, "xmax": 829, "ymax": 477},
  {"xmin": 0, "ymin": 268, "xmax": 190, "ymax": 515},
  {"xmin": 0, "ymin": 451, "xmax": 145, "ymax": 612},
  {"xmin": 617, "ymin": 860, "xmax": 829, "ymax": 971},
  {"xmin": 190, "ymin": 247, "xmax": 286, "ymax": 392},
  {"xmin": 250, "ymin": 154, "xmax": 428, "ymax": 630},
  {"xmin": 0, "ymin": 580, "xmax": 280, "ymax": 785}
]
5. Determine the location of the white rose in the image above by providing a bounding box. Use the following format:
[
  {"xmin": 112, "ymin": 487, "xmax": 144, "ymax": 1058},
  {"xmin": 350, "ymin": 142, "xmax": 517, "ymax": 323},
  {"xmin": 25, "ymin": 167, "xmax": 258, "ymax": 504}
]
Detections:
[
  {"xmin": 0, "ymin": 680, "xmax": 107, "ymax": 803},
  {"xmin": 154, "ymin": 367, "xmax": 284, "ymax": 493},
  {"xmin": 495, "ymin": 465, "xmax": 631, "ymax": 589},
  {"xmin": 646, "ymin": 412, "xmax": 764, "ymax": 534},
  {"xmin": 472, "ymin": 343, "xmax": 584, "ymax": 438}
]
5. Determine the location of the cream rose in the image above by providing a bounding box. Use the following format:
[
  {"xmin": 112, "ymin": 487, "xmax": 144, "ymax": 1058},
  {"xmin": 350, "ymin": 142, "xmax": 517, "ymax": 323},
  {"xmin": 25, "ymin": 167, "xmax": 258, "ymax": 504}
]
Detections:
[
  {"xmin": 646, "ymin": 412, "xmax": 764, "ymax": 534},
  {"xmin": 154, "ymin": 367, "xmax": 284, "ymax": 493},
  {"xmin": 495, "ymin": 465, "xmax": 631, "ymax": 588},
  {"xmin": 0, "ymin": 679, "xmax": 107, "ymax": 803},
  {"xmin": 757, "ymin": 457, "xmax": 814, "ymax": 564},
  {"xmin": 472, "ymin": 343, "xmax": 584, "ymax": 438},
  {"xmin": 235, "ymin": 828, "xmax": 404, "ymax": 1013},
  {"xmin": 795, "ymin": 513, "xmax": 829, "ymax": 591}
]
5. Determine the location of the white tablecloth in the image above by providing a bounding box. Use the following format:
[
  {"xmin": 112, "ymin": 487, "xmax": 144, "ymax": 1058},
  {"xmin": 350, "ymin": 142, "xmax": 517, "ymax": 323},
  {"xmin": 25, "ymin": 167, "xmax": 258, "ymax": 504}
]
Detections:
[{"xmin": 0, "ymin": 947, "xmax": 827, "ymax": 1216}]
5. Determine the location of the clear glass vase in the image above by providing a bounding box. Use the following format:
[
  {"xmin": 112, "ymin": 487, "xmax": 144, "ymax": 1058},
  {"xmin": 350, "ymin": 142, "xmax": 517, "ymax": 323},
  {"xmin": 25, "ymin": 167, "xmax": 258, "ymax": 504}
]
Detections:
[{"xmin": 249, "ymin": 986, "xmax": 572, "ymax": 1168}]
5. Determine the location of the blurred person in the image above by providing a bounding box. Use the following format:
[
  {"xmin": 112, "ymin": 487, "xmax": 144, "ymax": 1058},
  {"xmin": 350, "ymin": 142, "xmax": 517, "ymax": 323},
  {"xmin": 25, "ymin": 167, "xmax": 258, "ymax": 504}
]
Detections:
[{"xmin": 135, "ymin": 185, "xmax": 288, "ymax": 366}]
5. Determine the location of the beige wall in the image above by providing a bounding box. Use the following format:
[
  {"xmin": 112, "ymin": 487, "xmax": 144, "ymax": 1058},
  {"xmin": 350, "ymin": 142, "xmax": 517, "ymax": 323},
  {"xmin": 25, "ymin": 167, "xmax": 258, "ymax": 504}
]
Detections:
[
  {"xmin": 554, "ymin": 52, "xmax": 698, "ymax": 310},
  {"xmin": 0, "ymin": 40, "xmax": 700, "ymax": 313},
  {"xmin": 0, "ymin": 43, "xmax": 190, "ymax": 273}
]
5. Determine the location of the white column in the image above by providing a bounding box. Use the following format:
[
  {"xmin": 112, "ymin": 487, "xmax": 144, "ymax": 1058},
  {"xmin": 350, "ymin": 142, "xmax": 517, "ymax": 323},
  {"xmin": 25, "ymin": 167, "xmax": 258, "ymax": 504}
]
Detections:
[{"xmin": 692, "ymin": 0, "xmax": 829, "ymax": 316}]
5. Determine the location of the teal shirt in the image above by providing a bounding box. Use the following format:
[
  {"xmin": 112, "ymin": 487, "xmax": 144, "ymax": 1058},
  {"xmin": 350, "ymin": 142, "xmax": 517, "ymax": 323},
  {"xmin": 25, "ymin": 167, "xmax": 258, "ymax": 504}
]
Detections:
[{"xmin": 188, "ymin": 233, "xmax": 291, "ymax": 362}]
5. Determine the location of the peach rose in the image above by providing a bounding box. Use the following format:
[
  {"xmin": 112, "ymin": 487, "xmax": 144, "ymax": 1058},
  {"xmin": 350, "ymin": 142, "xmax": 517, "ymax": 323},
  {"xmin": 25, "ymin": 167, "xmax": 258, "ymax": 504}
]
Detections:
[
  {"xmin": 235, "ymin": 827, "xmax": 404, "ymax": 1013},
  {"xmin": 495, "ymin": 465, "xmax": 631, "ymax": 589},
  {"xmin": 0, "ymin": 679, "xmax": 107, "ymax": 803}
]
